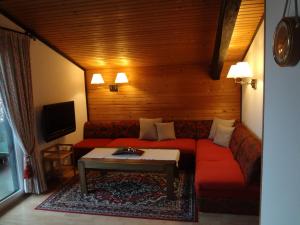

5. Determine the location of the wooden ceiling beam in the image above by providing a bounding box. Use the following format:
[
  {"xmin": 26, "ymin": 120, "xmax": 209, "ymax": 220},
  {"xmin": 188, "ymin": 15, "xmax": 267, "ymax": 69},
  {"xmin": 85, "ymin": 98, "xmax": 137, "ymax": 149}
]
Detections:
[{"xmin": 210, "ymin": 0, "xmax": 242, "ymax": 80}]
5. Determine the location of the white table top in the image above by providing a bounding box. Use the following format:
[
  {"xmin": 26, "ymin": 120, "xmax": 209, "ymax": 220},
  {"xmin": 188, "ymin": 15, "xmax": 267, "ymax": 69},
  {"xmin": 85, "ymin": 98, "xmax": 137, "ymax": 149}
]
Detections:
[{"xmin": 82, "ymin": 148, "xmax": 180, "ymax": 165}]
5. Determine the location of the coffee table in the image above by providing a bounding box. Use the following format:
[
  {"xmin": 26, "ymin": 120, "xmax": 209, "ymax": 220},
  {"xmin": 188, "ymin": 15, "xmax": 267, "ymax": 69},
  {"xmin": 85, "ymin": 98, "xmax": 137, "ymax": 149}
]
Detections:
[{"xmin": 78, "ymin": 148, "xmax": 180, "ymax": 199}]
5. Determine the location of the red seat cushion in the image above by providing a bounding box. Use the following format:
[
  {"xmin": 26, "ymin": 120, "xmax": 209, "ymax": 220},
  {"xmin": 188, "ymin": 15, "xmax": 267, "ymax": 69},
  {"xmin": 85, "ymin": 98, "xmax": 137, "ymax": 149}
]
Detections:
[
  {"xmin": 107, "ymin": 138, "xmax": 196, "ymax": 155},
  {"xmin": 151, "ymin": 138, "xmax": 196, "ymax": 155},
  {"xmin": 196, "ymin": 139, "xmax": 234, "ymax": 161},
  {"xmin": 106, "ymin": 138, "xmax": 156, "ymax": 149},
  {"xmin": 195, "ymin": 160, "xmax": 245, "ymax": 194},
  {"xmin": 74, "ymin": 139, "xmax": 113, "ymax": 148}
]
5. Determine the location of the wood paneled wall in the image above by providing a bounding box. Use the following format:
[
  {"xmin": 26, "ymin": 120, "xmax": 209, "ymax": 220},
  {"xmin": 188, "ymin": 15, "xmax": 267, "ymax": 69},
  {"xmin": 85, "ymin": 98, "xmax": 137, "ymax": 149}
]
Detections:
[{"xmin": 86, "ymin": 64, "xmax": 240, "ymax": 121}]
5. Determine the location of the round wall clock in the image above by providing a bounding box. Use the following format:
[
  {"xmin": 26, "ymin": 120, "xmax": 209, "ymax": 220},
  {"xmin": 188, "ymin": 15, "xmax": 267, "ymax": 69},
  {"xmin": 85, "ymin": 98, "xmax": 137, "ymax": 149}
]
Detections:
[{"xmin": 273, "ymin": 17, "xmax": 300, "ymax": 66}]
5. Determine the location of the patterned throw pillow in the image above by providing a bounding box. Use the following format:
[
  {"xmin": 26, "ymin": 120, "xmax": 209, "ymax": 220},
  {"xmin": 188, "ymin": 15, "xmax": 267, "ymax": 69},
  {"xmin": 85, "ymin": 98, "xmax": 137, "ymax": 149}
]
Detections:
[
  {"xmin": 208, "ymin": 118, "xmax": 235, "ymax": 139},
  {"xmin": 84, "ymin": 121, "xmax": 114, "ymax": 138},
  {"xmin": 172, "ymin": 120, "xmax": 198, "ymax": 139},
  {"xmin": 197, "ymin": 120, "xmax": 213, "ymax": 139},
  {"xmin": 155, "ymin": 122, "xmax": 176, "ymax": 141},
  {"xmin": 213, "ymin": 125, "xmax": 235, "ymax": 147},
  {"xmin": 113, "ymin": 120, "xmax": 139, "ymax": 138},
  {"xmin": 139, "ymin": 118, "xmax": 162, "ymax": 140}
]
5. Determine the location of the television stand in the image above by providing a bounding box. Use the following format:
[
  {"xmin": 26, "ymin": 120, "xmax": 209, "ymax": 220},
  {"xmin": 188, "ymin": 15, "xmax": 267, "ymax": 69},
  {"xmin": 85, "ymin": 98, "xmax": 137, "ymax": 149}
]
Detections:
[{"xmin": 42, "ymin": 144, "xmax": 75, "ymax": 182}]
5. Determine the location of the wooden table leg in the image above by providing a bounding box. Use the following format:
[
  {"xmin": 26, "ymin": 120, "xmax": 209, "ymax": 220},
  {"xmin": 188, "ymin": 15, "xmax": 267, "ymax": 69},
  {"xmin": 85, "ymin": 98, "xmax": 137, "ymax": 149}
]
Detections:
[
  {"xmin": 78, "ymin": 160, "xmax": 87, "ymax": 194},
  {"xmin": 71, "ymin": 148, "xmax": 76, "ymax": 176},
  {"xmin": 175, "ymin": 168, "xmax": 179, "ymax": 178},
  {"xmin": 166, "ymin": 164, "xmax": 175, "ymax": 200}
]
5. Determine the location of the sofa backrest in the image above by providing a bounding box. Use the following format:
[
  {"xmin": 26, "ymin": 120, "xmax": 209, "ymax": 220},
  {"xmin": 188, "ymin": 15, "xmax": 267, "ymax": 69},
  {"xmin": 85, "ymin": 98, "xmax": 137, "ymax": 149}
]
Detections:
[
  {"xmin": 84, "ymin": 121, "xmax": 139, "ymax": 139},
  {"xmin": 230, "ymin": 124, "xmax": 251, "ymax": 157},
  {"xmin": 84, "ymin": 120, "xmax": 212, "ymax": 139},
  {"xmin": 230, "ymin": 124, "xmax": 262, "ymax": 184}
]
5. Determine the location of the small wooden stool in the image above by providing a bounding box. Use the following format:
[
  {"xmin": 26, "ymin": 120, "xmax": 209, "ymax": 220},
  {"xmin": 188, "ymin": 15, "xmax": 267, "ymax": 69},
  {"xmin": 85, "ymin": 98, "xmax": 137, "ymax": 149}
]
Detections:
[{"xmin": 42, "ymin": 144, "xmax": 75, "ymax": 181}]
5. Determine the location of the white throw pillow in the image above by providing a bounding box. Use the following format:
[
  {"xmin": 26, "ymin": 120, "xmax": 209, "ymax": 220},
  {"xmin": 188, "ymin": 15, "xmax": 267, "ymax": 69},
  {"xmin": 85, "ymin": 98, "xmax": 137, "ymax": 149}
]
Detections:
[
  {"xmin": 209, "ymin": 118, "xmax": 235, "ymax": 139},
  {"xmin": 139, "ymin": 118, "xmax": 162, "ymax": 140},
  {"xmin": 155, "ymin": 122, "xmax": 176, "ymax": 141},
  {"xmin": 213, "ymin": 125, "xmax": 235, "ymax": 147}
]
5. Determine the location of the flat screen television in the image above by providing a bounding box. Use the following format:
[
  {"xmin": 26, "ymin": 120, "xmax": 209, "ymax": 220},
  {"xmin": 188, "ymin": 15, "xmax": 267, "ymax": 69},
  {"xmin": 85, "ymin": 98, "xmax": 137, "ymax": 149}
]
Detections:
[{"xmin": 42, "ymin": 101, "xmax": 76, "ymax": 142}]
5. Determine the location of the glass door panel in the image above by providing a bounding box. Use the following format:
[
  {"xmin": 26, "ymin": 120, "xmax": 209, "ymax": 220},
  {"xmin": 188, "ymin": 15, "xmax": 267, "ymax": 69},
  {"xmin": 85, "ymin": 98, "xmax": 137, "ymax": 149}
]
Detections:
[{"xmin": 0, "ymin": 98, "xmax": 19, "ymax": 201}]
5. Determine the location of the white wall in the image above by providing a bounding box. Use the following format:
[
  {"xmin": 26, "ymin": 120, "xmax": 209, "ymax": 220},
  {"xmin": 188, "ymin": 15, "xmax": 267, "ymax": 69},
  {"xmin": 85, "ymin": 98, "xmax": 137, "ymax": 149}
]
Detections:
[
  {"xmin": 261, "ymin": 1, "xmax": 300, "ymax": 225},
  {"xmin": 31, "ymin": 40, "xmax": 87, "ymax": 148},
  {"xmin": 242, "ymin": 22, "xmax": 264, "ymax": 138},
  {"xmin": 0, "ymin": 14, "xmax": 87, "ymax": 150}
]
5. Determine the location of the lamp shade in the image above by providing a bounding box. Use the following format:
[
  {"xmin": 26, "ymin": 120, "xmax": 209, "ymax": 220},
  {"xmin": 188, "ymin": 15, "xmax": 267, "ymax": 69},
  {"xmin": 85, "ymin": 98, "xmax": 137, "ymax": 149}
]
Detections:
[
  {"xmin": 227, "ymin": 62, "xmax": 253, "ymax": 78},
  {"xmin": 91, "ymin": 73, "xmax": 104, "ymax": 84},
  {"xmin": 236, "ymin": 62, "xmax": 253, "ymax": 78},
  {"xmin": 227, "ymin": 65, "xmax": 239, "ymax": 78},
  {"xmin": 115, "ymin": 72, "xmax": 128, "ymax": 83}
]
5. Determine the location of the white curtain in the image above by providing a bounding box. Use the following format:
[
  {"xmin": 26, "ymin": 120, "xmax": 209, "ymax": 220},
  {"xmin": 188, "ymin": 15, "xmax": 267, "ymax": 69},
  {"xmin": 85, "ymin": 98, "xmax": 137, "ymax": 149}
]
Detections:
[{"xmin": 0, "ymin": 29, "xmax": 46, "ymax": 194}]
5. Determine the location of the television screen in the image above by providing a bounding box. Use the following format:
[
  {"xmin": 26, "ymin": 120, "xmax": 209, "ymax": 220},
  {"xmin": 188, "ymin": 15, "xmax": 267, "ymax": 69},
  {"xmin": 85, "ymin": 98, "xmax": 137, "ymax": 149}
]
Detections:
[{"xmin": 42, "ymin": 101, "xmax": 76, "ymax": 142}]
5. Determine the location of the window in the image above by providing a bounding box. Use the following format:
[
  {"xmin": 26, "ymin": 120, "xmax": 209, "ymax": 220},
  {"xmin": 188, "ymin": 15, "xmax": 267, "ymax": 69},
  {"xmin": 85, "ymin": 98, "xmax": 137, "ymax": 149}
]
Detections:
[{"xmin": 0, "ymin": 96, "xmax": 20, "ymax": 202}]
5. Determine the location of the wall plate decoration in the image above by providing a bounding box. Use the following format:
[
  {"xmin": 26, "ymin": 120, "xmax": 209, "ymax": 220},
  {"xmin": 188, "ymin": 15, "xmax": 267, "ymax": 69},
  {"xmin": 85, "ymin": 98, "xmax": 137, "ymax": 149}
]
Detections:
[{"xmin": 273, "ymin": 0, "xmax": 300, "ymax": 66}]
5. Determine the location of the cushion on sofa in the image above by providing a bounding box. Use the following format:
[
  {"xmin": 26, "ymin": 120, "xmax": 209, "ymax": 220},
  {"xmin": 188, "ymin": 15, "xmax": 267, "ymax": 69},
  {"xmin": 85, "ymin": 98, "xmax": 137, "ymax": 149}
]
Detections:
[
  {"xmin": 84, "ymin": 121, "xmax": 140, "ymax": 139},
  {"xmin": 74, "ymin": 138, "xmax": 113, "ymax": 148},
  {"xmin": 195, "ymin": 160, "xmax": 246, "ymax": 193},
  {"xmin": 155, "ymin": 122, "xmax": 176, "ymax": 141},
  {"xmin": 151, "ymin": 138, "xmax": 196, "ymax": 155},
  {"xmin": 196, "ymin": 120, "xmax": 213, "ymax": 139},
  {"xmin": 229, "ymin": 124, "xmax": 251, "ymax": 157},
  {"xmin": 113, "ymin": 120, "xmax": 139, "ymax": 138},
  {"xmin": 139, "ymin": 118, "xmax": 162, "ymax": 140},
  {"xmin": 213, "ymin": 125, "xmax": 235, "ymax": 147},
  {"xmin": 84, "ymin": 122, "xmax": 114, "ymax": 138},
  {"xmin": 208, "ymin": 118, "xmax": 235, "ymax": 139},
  {"xmin": 172, "ymin": 120, "xmax": 198, "ymax": 139},
  {"xmin": 236, "ymin": 135, "xmax": 262, "ymax": 184},
  {"xmin": 196, "ymin": 139, "xmax": 234, "ymax": 161},
  {"xmin": 83, "ymin": 120, "xmax": 214, "ymax": 140}
]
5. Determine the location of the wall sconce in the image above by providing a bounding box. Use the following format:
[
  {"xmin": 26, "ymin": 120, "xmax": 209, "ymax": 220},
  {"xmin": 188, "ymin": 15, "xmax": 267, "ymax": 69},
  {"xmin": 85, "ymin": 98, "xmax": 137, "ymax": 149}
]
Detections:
[
  {"xmin": 91, "ymin": 73, "xmax": 104, "ymax": 84},
  {"xmin": 109, "ymin": 72, "xmax": 128, "ymax": 92},
  {"xmin": 227, "ymin": 62, "xmax": 257, "ymax": 89}
]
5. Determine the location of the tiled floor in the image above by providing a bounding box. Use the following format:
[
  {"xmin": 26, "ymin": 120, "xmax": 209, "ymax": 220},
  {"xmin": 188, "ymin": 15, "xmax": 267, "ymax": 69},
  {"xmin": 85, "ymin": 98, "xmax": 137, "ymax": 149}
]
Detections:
[{"xmin": 0, "ymin": 193, "xmax": 259, "ymax": 225}]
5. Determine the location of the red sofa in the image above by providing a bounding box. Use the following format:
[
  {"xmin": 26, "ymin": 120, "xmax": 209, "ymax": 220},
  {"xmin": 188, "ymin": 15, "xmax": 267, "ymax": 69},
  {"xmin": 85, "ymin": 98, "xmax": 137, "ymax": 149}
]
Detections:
[
  {"xmin": 74, "ymin": 120, "xmax": 212, "ymax": 170},
  {"xmin": 195, "ymin": 124, "xmax": 261, "ymax": 214},
  {"xmin": 73, "ymin": 120, "xmax": 261, "ymax": 214}
]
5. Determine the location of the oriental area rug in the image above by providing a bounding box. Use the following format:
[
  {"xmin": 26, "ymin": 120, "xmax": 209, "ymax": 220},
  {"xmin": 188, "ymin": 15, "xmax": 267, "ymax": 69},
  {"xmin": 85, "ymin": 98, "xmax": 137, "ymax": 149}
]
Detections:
[{"xmin": 36, "ymin": 171, "xmax": 197, "ymax": 222}]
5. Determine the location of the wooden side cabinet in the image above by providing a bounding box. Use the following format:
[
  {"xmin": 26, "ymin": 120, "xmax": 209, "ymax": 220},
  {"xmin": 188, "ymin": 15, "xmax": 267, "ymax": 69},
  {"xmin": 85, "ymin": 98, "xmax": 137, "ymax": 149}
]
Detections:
[{"xmin": 41, "ymin": 144, "xmax": 75, "ymax": 182}]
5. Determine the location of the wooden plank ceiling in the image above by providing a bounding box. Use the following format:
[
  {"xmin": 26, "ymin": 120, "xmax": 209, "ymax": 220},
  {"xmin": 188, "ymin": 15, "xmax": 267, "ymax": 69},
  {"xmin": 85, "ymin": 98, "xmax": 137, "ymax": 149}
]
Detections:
[
  {"xmin": 0, "ymin": 0, "xmax": 220, "ymax": 69},
  {"xmin": 0, "ymin": 0, "xmax": 264, "ymax": 70},
  {"xmin": 226, "ymin": 0, "xmax": 264, "ymax": 62}
]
